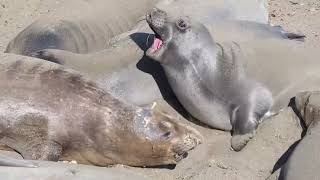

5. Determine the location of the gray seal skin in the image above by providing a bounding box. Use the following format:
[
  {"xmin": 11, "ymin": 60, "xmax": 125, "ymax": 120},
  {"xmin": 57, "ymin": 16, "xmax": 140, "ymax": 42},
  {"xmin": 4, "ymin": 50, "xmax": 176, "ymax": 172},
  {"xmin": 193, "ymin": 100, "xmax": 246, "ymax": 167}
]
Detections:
[
  {"xmin": 279, "ymin": 91, "xmax": 320, "ymax": 180},
  {"xmin": 5, "ymin": 0, "xmax": 158, "ymax": 55},
  {"xmin": 146, "ymin": 9, "xmax": 273, "ymax": 151},
  {"xmin": 0, "ymin": 53, "xmax": 202, "ymax": 167},
  {"xmin": 0, "ymin": 154, "xmax": 37, "ymax": 167},
  {"xmin": 145, "ymin": 8, "xmax": 320, "ymax": 151},
  {"xmin": 5, "ymin": 0, "xmax": 272, "ymax": 57},
  {"xmin": 26, "ymin": 8, "xmax": 302, "ymax": 107},
  {"xmin": 0, "ymin": 159, "xmax": 152, "ymax": 180},
  {"xmin": 155, "ymin": 0, "xmax": 269, "ymax": 24}
]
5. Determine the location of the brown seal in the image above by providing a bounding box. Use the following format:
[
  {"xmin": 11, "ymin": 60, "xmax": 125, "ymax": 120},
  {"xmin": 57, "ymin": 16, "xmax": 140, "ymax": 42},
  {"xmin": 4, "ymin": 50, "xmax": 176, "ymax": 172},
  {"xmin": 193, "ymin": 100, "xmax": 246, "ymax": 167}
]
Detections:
[{"xmin": 0, "ymin": 53, "xmax": 202, "ymax": 167}]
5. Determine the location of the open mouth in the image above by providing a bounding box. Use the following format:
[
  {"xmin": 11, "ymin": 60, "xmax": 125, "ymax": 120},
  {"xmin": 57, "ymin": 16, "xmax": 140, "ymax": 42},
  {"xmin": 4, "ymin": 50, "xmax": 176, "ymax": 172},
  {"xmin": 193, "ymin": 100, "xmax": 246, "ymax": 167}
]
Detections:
[
  {"xmin": 174, "ymin": 151, "xmax": 188, "ymax": 162},
  {"xmin": 150, "ymin": 33, "xmax": 163, "ymax": 53}
]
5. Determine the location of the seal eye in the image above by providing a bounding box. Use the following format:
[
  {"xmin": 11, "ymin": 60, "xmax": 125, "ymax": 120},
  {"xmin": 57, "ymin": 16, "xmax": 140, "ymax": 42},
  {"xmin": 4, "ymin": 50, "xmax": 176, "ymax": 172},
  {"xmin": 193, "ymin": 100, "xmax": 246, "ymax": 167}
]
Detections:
[
  {"xmin": 162, "ymin": 132, "xmax": 171, "ymax": 140},
  {"xmin": 176, "ymin": 17, "xmax": 190, "ymax": 31}
]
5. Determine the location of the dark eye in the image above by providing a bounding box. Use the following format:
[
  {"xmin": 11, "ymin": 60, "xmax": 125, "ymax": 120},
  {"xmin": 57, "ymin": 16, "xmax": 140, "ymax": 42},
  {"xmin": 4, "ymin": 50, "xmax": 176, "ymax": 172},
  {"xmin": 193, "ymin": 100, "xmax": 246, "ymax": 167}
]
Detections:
[
  {"xmin": 161, "ymin": 131, "xmax": 171, "ymax": 140},
  {"xmin": 176, "ymin": 17, "xmax": 190, "ymax": 31}
]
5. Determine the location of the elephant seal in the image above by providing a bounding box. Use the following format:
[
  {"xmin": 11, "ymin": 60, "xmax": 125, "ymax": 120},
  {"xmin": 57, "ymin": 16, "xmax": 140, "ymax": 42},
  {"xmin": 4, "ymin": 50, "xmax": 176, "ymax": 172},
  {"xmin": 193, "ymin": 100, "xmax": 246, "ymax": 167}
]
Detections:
[
  {"xmin": 0, "ymin": 159, "xmax": 151, "ymax": 180},
  {"xmin": 0, "ymin": 154, "xmax": 37, "ymax": 167},
  {"xmin": 26, "ymin": 13, "xmax": 302, "ymax": 107},
  {"xmin": 5, "ymin": 0, "xmax": 159, "ymax": 55},
  {"xmin": 279, "ymin": 91, "xmax": 320, "ymax": 180},
  {"xmin": 145, "ymin": 8, "xmax": 320, "ymax": 151},
  {"xmin": 146, "ymin": 8, "xmax": 273, "ymax": 151},
  {"xmin": 5, "ymin": 0, "xmax": 275, "ymax": 57},
  {"xmin": 0, "ymin": 53, "xmax": 202, "ymax": 166}
]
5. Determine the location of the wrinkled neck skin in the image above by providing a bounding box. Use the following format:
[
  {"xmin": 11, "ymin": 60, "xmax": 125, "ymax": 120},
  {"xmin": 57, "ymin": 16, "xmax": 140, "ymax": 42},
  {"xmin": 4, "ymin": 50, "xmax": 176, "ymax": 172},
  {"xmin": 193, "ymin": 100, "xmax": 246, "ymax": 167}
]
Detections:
[
  {"xmin": 156, "ymin": 37, "xmax": 247, "ymax": 129},
  {"xmin": 161, "ymin": 40, "xmax": 238, "ymax": 93}
]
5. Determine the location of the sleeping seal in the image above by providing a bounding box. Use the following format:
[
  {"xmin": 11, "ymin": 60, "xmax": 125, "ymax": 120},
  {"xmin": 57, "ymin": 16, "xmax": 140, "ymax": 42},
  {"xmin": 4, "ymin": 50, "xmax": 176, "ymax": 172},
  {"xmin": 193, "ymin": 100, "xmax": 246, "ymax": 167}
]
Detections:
[
  {"xmin": 5, "ymin": 0, "xmax": 159, "ymax": 55},
  {"xmin": 146, "ymin": 8, "xmax": 320, "ymax": 151},
  {"xmin": 0, "ymin": 53, "xmax": 202, "ymax": 166},
  {"xmin": 5, "ymin": 0, "xmax": 273, "ymax": 57}
]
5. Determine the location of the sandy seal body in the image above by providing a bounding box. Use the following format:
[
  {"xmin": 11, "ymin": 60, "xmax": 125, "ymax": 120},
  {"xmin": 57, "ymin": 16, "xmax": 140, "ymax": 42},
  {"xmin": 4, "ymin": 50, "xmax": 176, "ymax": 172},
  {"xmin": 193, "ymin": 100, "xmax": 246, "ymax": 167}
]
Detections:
[
  {"xmin": 279, "ymin": 91, "xmax": 320, "ymax": 180},
  {"xmin": 0, "ymin": 53, "xmax": 202, "ymax": 166},
  {"xmin": 5, "ymin": 0, "xmax": 158, "ymax": 55}
]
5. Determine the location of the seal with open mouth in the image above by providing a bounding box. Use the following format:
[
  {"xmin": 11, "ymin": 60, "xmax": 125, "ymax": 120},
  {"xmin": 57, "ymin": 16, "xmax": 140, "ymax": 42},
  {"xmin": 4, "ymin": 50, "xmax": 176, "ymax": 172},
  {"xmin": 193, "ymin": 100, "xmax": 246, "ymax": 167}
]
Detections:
[{"xmin": 146, "ymin": 8, "xmax": 273, "ymax": 151}]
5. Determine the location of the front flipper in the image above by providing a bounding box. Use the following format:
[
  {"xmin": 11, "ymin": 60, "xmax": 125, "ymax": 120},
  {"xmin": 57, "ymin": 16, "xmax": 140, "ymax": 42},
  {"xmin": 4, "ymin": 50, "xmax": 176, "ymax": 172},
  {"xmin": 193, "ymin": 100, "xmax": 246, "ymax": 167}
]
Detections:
[
  {"xmin": 1, "ymin": 113, "xmax": 62, "ymax": 161},
  {"xmin": 230, "ymin": 105, "xmax": 258, "ymax": 151},
  {"xmin": 230, "ymin": 86, "xmax": 273, "ymax": 151}
]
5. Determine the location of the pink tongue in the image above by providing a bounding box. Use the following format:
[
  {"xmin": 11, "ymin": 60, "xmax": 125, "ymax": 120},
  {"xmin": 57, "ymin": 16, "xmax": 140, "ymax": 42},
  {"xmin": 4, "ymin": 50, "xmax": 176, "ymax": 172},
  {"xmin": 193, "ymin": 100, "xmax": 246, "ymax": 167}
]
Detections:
[{"xmin": 152, "ymin": 38, "xmax": 163, "ymax": 53}]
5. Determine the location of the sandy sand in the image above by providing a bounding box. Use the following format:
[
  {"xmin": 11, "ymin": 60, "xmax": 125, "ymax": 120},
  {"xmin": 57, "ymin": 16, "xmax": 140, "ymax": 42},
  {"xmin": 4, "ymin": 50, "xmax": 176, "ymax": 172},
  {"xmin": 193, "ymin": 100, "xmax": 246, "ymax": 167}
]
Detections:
[{"xmin": 0, "ymin": 0, "xmax": 319, "ymax": 179}]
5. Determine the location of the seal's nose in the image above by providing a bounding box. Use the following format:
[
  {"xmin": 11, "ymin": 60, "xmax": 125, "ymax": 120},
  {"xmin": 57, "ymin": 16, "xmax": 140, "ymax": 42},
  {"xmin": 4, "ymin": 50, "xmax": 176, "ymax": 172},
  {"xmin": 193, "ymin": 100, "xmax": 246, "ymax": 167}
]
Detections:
[
  {"xmin": 151, "ymin": 8, "xmax": 167, "ymax": 17},
  {"xmin": 146, "ymin": 8, "xmax": 167, "ymax": 25},
  {"xmin": 171, "ymin": 132, "xmax": 202, "ymax": 162}
]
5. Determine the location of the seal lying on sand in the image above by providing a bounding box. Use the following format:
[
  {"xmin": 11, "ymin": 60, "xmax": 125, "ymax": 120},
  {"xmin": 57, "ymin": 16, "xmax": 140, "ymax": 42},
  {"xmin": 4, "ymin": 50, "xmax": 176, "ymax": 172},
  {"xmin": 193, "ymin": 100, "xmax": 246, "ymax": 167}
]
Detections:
[
  {"xmin": 5, "ymin": 0, "xmax": 301, "ymax": 106},
  {"xmin": 146, "ymin": 8, "xmax": 273, "ymax": 151},
  {"xmin": 0, "ymin": 159, "xmax": 152, "ymax": 180},
  {"xmin": 145, "ymin": 8, "xmax": 320, "ymax": 151},
  {"xmin": 0, "ymin": 53, "xmax": 202, "ymax": 167},
  {"xmin": 5, "ymin": 0, "xmax": 159, "ymax": 55},
  {"xmin": 278, "ymin": 91, "xmax": 320, "ymax": 180},
  {"xmin": 5, "ymin": 0, "xmax": 273, "ymax": 57},
  {"xmin": 0, "ymin": 154, "xmax": 37, "ymax": 167},
  {"xmin": 25, "ymin": 15, "xmax": 302, "ymax": 106}
]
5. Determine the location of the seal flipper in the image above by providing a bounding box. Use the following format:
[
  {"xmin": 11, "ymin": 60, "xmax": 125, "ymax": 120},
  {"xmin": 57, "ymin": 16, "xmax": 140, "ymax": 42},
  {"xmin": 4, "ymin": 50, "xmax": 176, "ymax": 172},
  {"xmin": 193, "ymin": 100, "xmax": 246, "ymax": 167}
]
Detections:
[
  {"xmin": 0, "ymin": 155, "xmax": 38, "ymax": 168},
  {"xmin": 1, "ymin": 113, "xmax": 62, "ymax": 161},
  {"xmin": 283, "ymin": 32, "xmax": 306, "ymax": 41},
  {"xmin": 272, "ymin": 25, "xmax": 306, "ymax": 41},
  {"xmin": 230, "ymin": 104, "xmax": 258, "ymax": 151},
  {"xmin": 231, "ymin": 85, "xmax": 273, "ymax": 151}
]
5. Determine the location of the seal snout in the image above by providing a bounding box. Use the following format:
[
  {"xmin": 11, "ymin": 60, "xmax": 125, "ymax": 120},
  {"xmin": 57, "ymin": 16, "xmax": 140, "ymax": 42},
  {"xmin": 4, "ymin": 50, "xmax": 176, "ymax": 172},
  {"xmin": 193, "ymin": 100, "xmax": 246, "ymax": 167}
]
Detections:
[
  {"xmin": 146, "ymin": 8, "xmax": 167, "ymax": 29},
  {"xmin": 146, "ymin": 8, "xmax": 169, "ymax": 57},
  {"xmin": 171, "ymin": 130, "xmax": 203, "ymax": 162}
]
